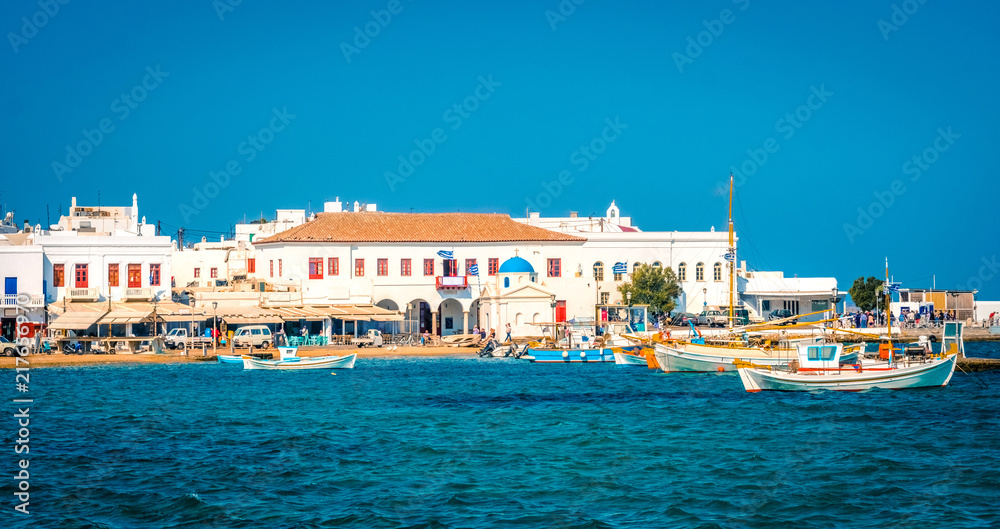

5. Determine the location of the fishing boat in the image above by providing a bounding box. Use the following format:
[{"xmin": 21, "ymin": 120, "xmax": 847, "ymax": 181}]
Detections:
[
  {"xmin": 613, "ymin": 347, "xmax": 652, "ymax": 366},
  {"xmin": 737, "ymin": 334, "xmax": 959, "ymax": 392},
  {"xmin": 737, "ymin": 262, "xmax": 964, "ymax": 392},
  {"xmin": 242, "ymin": 353, "xmax": 357, "ymax": 370},
  {"xmin": 217, "ymin": 354, "xmax": 244, "ymax": 364}
]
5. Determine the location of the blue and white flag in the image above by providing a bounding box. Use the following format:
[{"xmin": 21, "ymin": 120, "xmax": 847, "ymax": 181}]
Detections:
[
  {"xmin": 724, "ymin": 249, "xmax": 735, "ymax": 262},
  {"xmin": 437, "ymin": 250, "xmax": 454, "ymax": 260},
  {"xmin": 887, "ymin": 282, "xmax": 901, "ymax": 293},
  {"xmin": 468, "ymin": 262, "xmax": 480, "ymax": 276},
  {"xmin": 612, "ymin": 262, "xmax": 628, "ymax": 274}
]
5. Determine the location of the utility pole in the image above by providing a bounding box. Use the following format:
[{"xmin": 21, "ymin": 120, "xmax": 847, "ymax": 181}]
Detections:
[{"xmin": 157, "ymin": 220, "xmax": 161, "ymax": 236}]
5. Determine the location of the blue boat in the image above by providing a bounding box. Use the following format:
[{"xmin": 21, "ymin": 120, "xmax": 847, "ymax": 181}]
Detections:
[
  {"xmin": 523, "ymin": 345, "xmax": 641, "ymax": 363},
  {"xmin": 217, "ymin": 354, "xmax": 243, "ymax": 364}
]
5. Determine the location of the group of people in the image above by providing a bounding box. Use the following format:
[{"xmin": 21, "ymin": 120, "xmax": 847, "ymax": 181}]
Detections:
[
  {"xmin": 839, "ymin": 309, "xmax": 958, "ymax": 329},
  {"xmin": 989, "ymin": 312, "xmax": 999, "ymax": 327}
]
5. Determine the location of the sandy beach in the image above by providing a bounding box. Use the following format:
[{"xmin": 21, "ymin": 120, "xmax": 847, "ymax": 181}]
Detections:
[{"xmin": 0, "ymin": 345, "xmax": 479, "ymax": 368}]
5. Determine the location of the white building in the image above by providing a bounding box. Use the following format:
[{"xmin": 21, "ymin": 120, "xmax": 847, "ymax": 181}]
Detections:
[
  {"xmin": 234, "ymin": 208, "xmax": 308, "ymax": 244},
  {"xmin": 739, "ymin": 268, "xmax": 838, "ymax": 322},
  {"xmin": 0, "ymin": 233, "xmax": 46, "ymax": 343},
  {"xmin": 172, "ymin": 237, "xmax": 259, "ymax": 290}
]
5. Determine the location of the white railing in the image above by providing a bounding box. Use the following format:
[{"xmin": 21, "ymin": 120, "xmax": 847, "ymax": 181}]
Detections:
[
  {"xmin": 124, "ymin": 287, "xmax": 153, "ymax": 301},
  {"xmin": 0, "ymin": 294, "xmax": 45, "ymax": 307},
  {"xmin": 66, "ymin": 288, "xmax": 99, "ymax": 301}
]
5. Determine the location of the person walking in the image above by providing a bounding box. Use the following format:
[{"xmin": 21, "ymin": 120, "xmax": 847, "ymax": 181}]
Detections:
[
  {"xmin": 472, "ymin": 325, "xmax": 480, "ymax": 337},
  {"xmin": 505, "ymin": 322, "xmax": 512, "ymax": 343}
]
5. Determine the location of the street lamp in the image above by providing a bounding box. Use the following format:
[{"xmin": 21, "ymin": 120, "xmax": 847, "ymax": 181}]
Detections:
[
  {"xmin": 626, "ymin": 291, "xmax": 632, "ymax": 306},
  {"xmin": 550, "ymin": 300, "xmax": 557, "ymax": 340},
  {"xmin": 212, "ymin": 301, "xmax": 218, "ymax": 357},
  {"xmin": 702, "ymin": 287, "xmax": 707, "ymax": 308}
]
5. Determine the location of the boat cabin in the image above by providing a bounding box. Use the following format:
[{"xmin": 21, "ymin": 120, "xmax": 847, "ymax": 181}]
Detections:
[{"xmin": 796, "ymin": 343, "xmax": 843, "ymax": 370}]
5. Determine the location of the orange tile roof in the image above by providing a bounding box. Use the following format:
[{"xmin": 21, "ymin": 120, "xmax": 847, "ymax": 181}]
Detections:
[{"xmin": 257, "ymin": 212, "xmax": 584, "ymax": 244}]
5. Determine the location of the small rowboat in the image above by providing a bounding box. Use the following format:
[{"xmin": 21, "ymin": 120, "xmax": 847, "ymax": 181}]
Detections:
[
  {"xmin": 242, "ymin": 353, "xmax": 357, "ymax": 370},
  {"xmin": 217, "ymin": 354, "xmax": 243, "ymax": 364}
]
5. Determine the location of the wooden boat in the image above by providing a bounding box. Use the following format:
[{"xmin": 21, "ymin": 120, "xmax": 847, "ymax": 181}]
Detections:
[
  {"xmin": 613, "ymin": 350, "xmax": 650, "ymax": 366},
  {"xmin": 737, "ymin": 340, "xmax": 958, "ymax": 392},
  {"xmin": 653, "ymin": 341, "xmax": 794, "ymax": 372},
  {"xmin": 242, "ymin": 353, "xmax": 357, "ymax": 370},
  {"xmin": 217, "ymin": 354, "xmax": 243, "ymax": 364}
]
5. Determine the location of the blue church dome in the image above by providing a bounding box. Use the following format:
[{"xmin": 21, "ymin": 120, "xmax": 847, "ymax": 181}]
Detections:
[{"xmin": 498, "ymin": 256, "xmax": 534, "ymax": 274}]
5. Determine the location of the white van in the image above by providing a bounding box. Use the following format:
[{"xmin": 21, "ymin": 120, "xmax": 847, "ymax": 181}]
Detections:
[{"xmin": 233, "ymin": 325, "xmax": 273, "ymax": 349}]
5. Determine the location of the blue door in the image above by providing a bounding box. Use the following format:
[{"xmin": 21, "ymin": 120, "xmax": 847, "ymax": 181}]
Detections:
[{"xmin": 4, "ymin": 277, "xmax": 15, "ymax": 295}]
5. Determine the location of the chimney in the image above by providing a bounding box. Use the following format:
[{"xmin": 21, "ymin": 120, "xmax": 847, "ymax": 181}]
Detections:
[
  {"xmin": 22, "ymin": 220, "xmax": 30, "ymax": 232},
  {"xmin": 71, "ymin": 197, "xmax": 77, "ymax": 209},
  {"xmin": 324, "ymin": 197, "xmax": 343, "ymax": 213},
  {"xmin": 569, "ymin": 211, "xmax": 578, "ymax": 218}
]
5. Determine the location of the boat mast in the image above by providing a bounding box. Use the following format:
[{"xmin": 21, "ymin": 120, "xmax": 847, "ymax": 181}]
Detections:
[
  {"xmin": 728, "ymin": 173, "xmax": 735, "ymax": 331},
  {"xmin": 885, "ymin": 257, "xmax": 891, "ymax": 345}
]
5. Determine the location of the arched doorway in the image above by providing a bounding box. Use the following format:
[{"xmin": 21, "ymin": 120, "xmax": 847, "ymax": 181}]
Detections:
[
  {"xmin": 375, "ymin": 299, "xmax": 401, "ymax": 336},
  {"xmin": 406, "ymin": 298, "xmax": 432, "ymax": 335},
  {"xmin": 438, "ymin": 298, "xmax": 466, "ymax": 336}
]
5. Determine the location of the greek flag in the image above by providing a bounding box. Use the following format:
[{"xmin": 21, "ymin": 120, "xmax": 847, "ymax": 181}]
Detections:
[
  {"xmin": 724, "ymin": 249, "xmax": 735, "ymax": 262},
  {"xmin": 468, "ymin": 262, "xmax": 479, "ymax": 276},
  {"xmin": 887, "ymin": 282, "xmax": 901, "ymax": 293},
  {"xmin": 612, "ymin": 262, "xmax": 628, "ymax": 274},
  {"xmin": 437, "ymin": 250, "xmax": 454, "ymax": 259}
]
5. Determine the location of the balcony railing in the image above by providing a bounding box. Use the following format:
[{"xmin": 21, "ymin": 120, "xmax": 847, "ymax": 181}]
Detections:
[
  {"xmin": 0, "ymin": 294, "xmax": 45, "ymax": 307},
  {"xmin": 66, "ymin": 288, "xmax": 99, "ymax": 301},
  {"xmin": 436, "ymin": 276, "xmax": 468, "ymax": 289},
  {"xmin": 123, "ymin": 287, "xmax": 153, "ymax": 301}
]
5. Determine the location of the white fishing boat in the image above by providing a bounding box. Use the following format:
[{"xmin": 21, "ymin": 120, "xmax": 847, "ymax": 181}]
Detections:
[
  {"xmin": 653, "ymin": 341, "xmax": 793, "ymax": 372},
  {"xmin": 613, "ymin": 349, "xmax": 650, "ymax": 366},
  {"xmin": 242, "ymin": 353, "xmax": 357, "ymax": 370},
  {"xmin": 737, "ymin": 337, "xmax": 959, "ymax": 393}
]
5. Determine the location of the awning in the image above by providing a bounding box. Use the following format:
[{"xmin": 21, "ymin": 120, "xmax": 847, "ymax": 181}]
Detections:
[
  {"xmin": 371, "ymin": 314, "xmax": 404, "ymax": 322},
  {"xmin": 273, "ymin": 306, "xmax": 330, "ymax": 321},
  {"xmin": 223, "ymin": 316, "xmax": 285, "ymax": 325},
  {"xmin": 50, "ymin": 311, "xmax": 106, "ymax": 330}
]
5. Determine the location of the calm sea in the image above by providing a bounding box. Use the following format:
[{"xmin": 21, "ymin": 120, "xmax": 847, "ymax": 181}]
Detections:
[{"xmin": 5, "ymin": 342, "xmax": 1000, "ymax": 528}]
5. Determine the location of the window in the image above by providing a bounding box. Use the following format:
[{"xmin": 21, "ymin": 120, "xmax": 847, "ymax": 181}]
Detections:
[
  {"xmin": 696, "ymin": 263, "xmax": 704, "ymax": 281},
  {"xmin": 210, "ymin": 268, "xmax": 219, "ymax": 279},
  {"xmin": 652, "ymin": 261, "xmax": 662, "ymax": 269},
  {"xmin": 443, "ymin": 259, "xmax": 458, "ymax": 277},
  {"xmin": 328, "ymin": 257, "xmax": 339, "ymax": 276},
  {"xmin": 269, "ymin": 260, "xmax": 273, "ymax": 278},
  {"xmin": 547, "ymin": 258, "xmax": 561, "ymax": 277},
  {"xmin": 614, "ymin": 272, "xmax": 623, "ymax": 281},
  {"xmin": 355, "ymin": 258, "xmax": 364, "ymax": 277},
  {"xmin": 465, "ymin": 258, "xmax": 477, "ymax": 276},
  {"xmin": 423, "ymin": 259, "xmax": 434, "ymax": 276},
  {"xmin": 633, "ymin": 262, "xmax": 641, "ymax": 274},
  {"xmin": 247, "ymin": 258, "xmax": 256, "ymax": 274},
  {"xmin": 762, "ymin": 300, "xmax": 771, "ymax": 312},
  {"xmin": 75, "ymin": 264, "xmax": 88, "ymax": 288},
  {"xmin": 308, "ymin": 258, "xmax": 323, "ymax": 279},
  {"xmin": 504, "ymin": 277, "xmax": 510, "ymax": 288},
  {"xmin": 488, "ymin": 258, "xmax": 499, "ymax": 276},
  {"xmin": 678, "ymin": 263, "xmax": 687, "ymax": 282},
  {"xmin": 128, "ymin": 264, "xmax": 141, "ymax": 288},
  {"xmin": 194, "ymin": 267, "xmax": 201, "ymax": 278},
  {"xmin": 714, "ymin": 262, "xmax": 722, "ymax": 282},
  {"xmin": 278, "ymin": 259, "xmax": 282, "ymax": 276},
  {"xmin": 53, "ymin": 264, "xmax": 64, "ymax": 287},
  {"xmin": 600, "ymin": 292, "xmax": 610, "ymax": 304},
  {"xmin": 150, "ymin": 264, "xmax": 161, "ymax": 286},
  {"xmin": 401, "ymin": 258, "xmax": 412, "ymax": 276},
  {"xmin": 783, "ymin": 300, "xmax": 800, "ymax": 314},
  {"xmin": 108, "ymin": 263, "xmax": 119, "ymax": 287},
  {"xmin": 593, "ymin": 262, "xmax": 604, "ymax": 281},
  {"xmin": 377, "ymin": 258, "xmax": 388, "ymax": 276}
]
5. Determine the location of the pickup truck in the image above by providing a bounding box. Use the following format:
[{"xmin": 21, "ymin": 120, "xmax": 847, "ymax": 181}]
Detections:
[
  {"xmin": 350, "ymin": 329, "xmax": 384, "ymax": 348},
  {"xmin": 163, "ymin": 328, "xmax": 215, "ymax": 350}
]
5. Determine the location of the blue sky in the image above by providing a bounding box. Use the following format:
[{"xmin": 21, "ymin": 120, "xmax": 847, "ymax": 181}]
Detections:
[{"xmin": 3, "ymin": 0, "xmax": 998, "ymax": 298}]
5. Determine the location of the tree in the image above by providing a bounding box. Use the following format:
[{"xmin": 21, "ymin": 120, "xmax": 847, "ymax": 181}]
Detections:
[
  {"xmin": 848, "ymin": 276, "xmax": 884, "ymax": 312},
  {"xmin": 617, "ymin": 264, "xmax": 681, "ymax": 316}
]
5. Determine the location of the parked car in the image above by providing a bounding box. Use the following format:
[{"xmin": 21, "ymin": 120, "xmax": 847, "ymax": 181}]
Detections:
[
  {"xmin": 1, "ymin": 337, "xmax": 24, "ymax": 357},
  {"xmin": 233, "ymin": 325, "xmax": 273, "ymax": 349},
  {"xmin": 697, "ymin": 310, "xmax": 727, "ymax": 327},
  {"xmin": 350, "ymin": 329, "xmax": 384, "ymax": 348},
  {"xmin": 767, "ymin": 309, "xmax": 797, "ymax": 324},
  {"xmin": 163, "ymin": 328, "xmax": 214, "ymax": 350},
  {"xmin": 670, "ymin": 312, "xmax": 699, "ymax": 326},
  {"xmin": 722, "ymin": 308, "xmax": 751, "ymax": 326}
]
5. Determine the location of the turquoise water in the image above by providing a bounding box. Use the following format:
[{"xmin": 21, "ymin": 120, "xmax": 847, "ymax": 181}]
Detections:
[{"xmin": 5, "ymin": 342, "xmax": 1000, "ymax": 528}]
